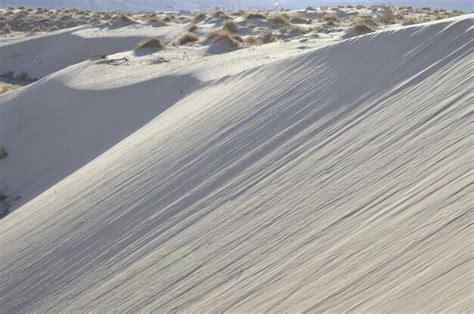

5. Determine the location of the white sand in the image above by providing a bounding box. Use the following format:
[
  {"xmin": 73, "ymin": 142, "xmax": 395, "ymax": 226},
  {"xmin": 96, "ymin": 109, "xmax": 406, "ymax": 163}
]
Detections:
[{"xmin": 0, "ymin": 14, "xmax": 472, "ymax": 312}]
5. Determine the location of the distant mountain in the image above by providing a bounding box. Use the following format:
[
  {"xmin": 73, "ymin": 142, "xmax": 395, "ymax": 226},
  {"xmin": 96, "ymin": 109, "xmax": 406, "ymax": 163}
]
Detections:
[{"xmin": 0, "ymin": 0, "xmax": 471, "ymax": 11}]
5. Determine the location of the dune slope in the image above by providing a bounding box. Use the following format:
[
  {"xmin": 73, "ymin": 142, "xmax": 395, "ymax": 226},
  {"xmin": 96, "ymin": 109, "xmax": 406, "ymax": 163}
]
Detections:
[{"xmin": 0, "ymin": 16, "xmax": 472, "ymax": 312}]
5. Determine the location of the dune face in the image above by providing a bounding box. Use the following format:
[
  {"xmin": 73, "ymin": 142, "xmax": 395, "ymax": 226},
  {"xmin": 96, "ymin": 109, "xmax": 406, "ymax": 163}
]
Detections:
[{"xmin": 0, "ymin": 12, "xmax": 472, "ymax": 314}]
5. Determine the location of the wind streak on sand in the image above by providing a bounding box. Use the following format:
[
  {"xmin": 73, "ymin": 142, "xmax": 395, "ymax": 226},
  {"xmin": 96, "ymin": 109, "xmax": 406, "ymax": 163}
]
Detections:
[{"xmin": 0, "ymin": 16, "xmax": 473, "ymax": 312}]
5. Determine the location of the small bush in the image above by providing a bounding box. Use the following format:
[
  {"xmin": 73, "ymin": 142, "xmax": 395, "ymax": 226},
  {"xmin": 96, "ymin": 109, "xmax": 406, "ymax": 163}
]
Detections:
[
  {"xmin": 260, "ymin": 28, "xmax": 275, "ymax": 43},
  {"xmin": 222, "ymin": 20, "xmax": 239, "ymax": 33},
  {"xmin": 245, "ymin": 12, "xmax": 267, "ymax": 20},
  {"xmin": 193, "ymin": 12, "xmax": 206, "ymax": 22},
  {"xmin": 2, "ymin": 23, "xmax": 12, "ymax": 34},
  {"xmin": 351, "ymin": 23, "xmax": 373, "ymax": 35},
  {"xmin": 245, "ymin": 36, "xmax": 262, "ymax": 46},
  {"xmin": 379, "ymin": 5, "xmax": 396, "ymax": 24},
  {"xmin": 176, "ymin": 32, "xmax": 199, "ymax": 45},
  {"xmin": 323, "ymin": 14, "xmax": 340, "ymax": 23},
  {"xmin": 207, "ymin": 29, "xmax": 242, "ymax": 46},
  {"xmin": 402, "ymin": 16, "xmax": 420, "ymax": 25},
  {"xmin": 271, "ymin": 13, "xmax": 290, "ymax": 26},
  {"xmin": 136, "ymin": 38, "xmax": 165, "ymax": 50}
]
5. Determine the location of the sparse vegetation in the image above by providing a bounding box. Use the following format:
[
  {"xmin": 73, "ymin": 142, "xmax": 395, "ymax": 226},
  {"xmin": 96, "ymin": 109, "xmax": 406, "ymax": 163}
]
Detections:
[
  {"xmin": 402, "ymin": 16, "xmax": 421, "ymax": 26},
  {"xmin": 323, "ymin": 14, "xmax": 340, "ymax": 23},
  {"xmin": 379, "ymin": 5, "xmax": 396, "ymax": 24},
  {"xmin": 271, "ymin": 13, "xmax": 290, "ymax": 26},
  {"xmin": 207, "ymin": 29, "xmax": 242, "ymax": 47},
  {"xmin": 245, "ymin": 12, "xmax": 267, "ymax": 20},
  {"xmin": 245, "ymin": 36, "xmax": 262, "ymax": 46},
  {"xmin": 2, "ymin": 23, "xmax": 12, "ymax": 34},
  {"xmin": 176, "ymin": 32, "xmax": 199, "ymax": 45},
  {"xmin": 260, "ymin": 28, "xmax": 276, "ymax": 43},
  {"xmin": 348, "ymin": 22, "xmax": 374, "ymax": 37},
  {"xmin": 136, "ymin": 38, "xmax": 165, "ymax": 50},
  {"xmin": 193, "ymin": 12, "xmax": 206, "ymax": 22},
  {"xmin": 222, "ymin": 20, "xmax": 239, "ymax": 33}
]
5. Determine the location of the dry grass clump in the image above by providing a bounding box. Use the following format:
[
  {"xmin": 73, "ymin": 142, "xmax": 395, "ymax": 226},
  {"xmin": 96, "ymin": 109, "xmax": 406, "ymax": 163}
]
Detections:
[
  {"xmin": 188, "ymin": 24, "xmax": 197, "ymax": 32},
  {"xmin": 136, "ymin": 38, "xmax": 165, "ymax": 50},
  {"xmin": 222, "ymin": 20, "xmax": 239, "ymax": 33},
  {"xmin": 322, "ymin": 14, "xmax": 340, "ymax": 23},
  {"xmin": 260, "ymin": 28, "xmax": 276, "ymax": 43},
  {"xmin": 207, "ymin": 29, "xmax": 242, "ymax": 46},
  {"xmin": 162, "ymin": 15, "xmax": 175, "ymax": 22},
  {"xmin": 401, "ymin": 16, "xmax": 421, "ymax": 26},
  {"xmin": 2, "ymin": 23, "xmax": 12, "ymax": 34},
  {"xmin": 350, "ymin": 22, "xmax": 374, "ymax": 35},
  {"xmin": 176, "ymin": 32, "xmax": 199, "ymax": 45},
  {"xmin": 379, "ymin": 5, "xmax": 396, "ymax": 24},
  {"xmin": 271, "ymin": 13, "xmax": 290, "ymax": 26},
  {"xmin": 245, "ymin": 12, "xmax": 267, "ymax": 20},
  {"xmin": 0, "ymin": 83, "xmax": 18, "ymax": 95},
  {"xmin": 245, "ymin": 36, "xmax": 262, "ymax": 46},
  {"xmin": 193, "ymin": 12, "xmax": 207, "ymax": 22}
]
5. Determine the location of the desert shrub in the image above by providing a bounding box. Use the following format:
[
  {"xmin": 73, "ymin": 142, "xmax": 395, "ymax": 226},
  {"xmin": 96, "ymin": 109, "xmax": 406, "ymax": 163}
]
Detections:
[
  {"xmin": 245, "ymin": 36, "xmax": 262, "ymax": 46},
  {"xmin": 136, "ymin": 38, "xmax": 165, "ymax": 50},
  {"xmin": 176, "ymin": 32, "xmax": 199, "ymax": 45},
  {"xmin": 323, "ymin": 14, "xmax": 340, "ymax": 23},
  {"xmin": 379, "ymin": 5, "xmax": 396, "ymax": 24},
  {"xmin": 2, "ymin": 23, "xmax": 12, "ymax": 34},
  {"xmin": 271, "ymin": 13, "xmax": 290, "ymax": 26},
  {"xmin": 193, "ymin": 12, "xmax": 206, "ymax": 22},
  {"xmin": 401, "ymin": 16, "xmax": 420, "ymax": 25},
  {"xmin": 207, "ymin": 29, "xmax": 242, "ymax": 46},
  {"xmin": 188, "ymin": 24, "xmax": 197, "ymax": 32},
  {"xmin": 162, "ymin": 15, "xmax": 172, "ymax": 22},
  {"xmin": 350, "ymin": 22, "xmax": 373, "ymax": 35},
  {"xmin": 245, "ymin": 12, "xmax": 267, "ymax": 20},
  {"xmin": 260, "ymin": 28, "xmax": 275, "ymax": 43},
  {"xmin": 0, "ymin": 147, "xmax": 7, "ymax": 160},
  {"xmin": 222, "ymin": 20, "xmax": 239, "ymax": 33}
]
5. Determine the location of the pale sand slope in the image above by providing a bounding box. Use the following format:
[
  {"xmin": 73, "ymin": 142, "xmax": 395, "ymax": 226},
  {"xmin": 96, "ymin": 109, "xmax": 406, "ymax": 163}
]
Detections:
[
  {"xmin": 0, "ymin": 16, "xmax": 472, "ymax": 312},
  {"xmin": 0, "ymin": 23, "xmax": 187, "ymax": 78}
]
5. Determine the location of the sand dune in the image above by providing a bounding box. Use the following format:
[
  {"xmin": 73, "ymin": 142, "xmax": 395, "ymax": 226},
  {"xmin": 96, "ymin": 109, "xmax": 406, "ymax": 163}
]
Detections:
[{"xmin": 0, "ymin": 14, "xmax": 472, "ymax": 312}]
